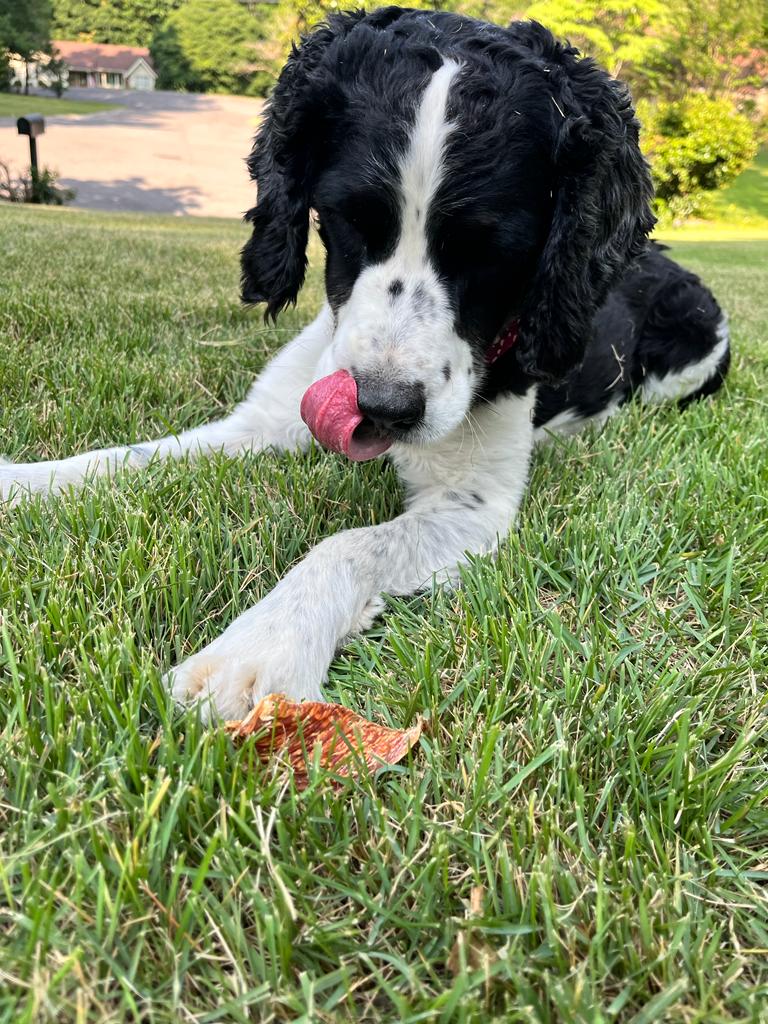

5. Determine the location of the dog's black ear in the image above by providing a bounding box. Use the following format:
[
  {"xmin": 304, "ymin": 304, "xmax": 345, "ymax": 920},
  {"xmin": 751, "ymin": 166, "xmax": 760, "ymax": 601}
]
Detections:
[
  {"xmin": 240, "ymin": 19, "xmax": 352, "ymax": 316},
  {"xmin": 515, "ymin": 43, "xmax": 655, "ymax": 384}
]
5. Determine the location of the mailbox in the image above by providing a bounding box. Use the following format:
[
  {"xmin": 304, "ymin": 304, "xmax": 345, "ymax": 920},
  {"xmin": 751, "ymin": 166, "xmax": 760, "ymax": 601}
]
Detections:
[
  {"xmin": 16, "ymin": 114, "xmax": 45, "ymax": 174},
  {"xmin": 17, "ymin": 115, "xmax": 45, "ymax": 139}
]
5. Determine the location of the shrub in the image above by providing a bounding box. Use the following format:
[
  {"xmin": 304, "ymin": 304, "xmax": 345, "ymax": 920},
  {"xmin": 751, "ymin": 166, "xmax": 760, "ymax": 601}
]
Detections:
[
  {"xmin": 638, "ymin": 95, "xmax": 757, "ymax": 221},
  {"xmin": 0, "ymin": 161, "xmax": 76, "ymax": 205}
]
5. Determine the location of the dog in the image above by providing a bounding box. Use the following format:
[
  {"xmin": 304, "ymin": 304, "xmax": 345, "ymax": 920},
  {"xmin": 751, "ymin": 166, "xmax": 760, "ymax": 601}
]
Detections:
[{"xmin": 1, "ymin": 7, "xmax": 730, "ymax": 721}]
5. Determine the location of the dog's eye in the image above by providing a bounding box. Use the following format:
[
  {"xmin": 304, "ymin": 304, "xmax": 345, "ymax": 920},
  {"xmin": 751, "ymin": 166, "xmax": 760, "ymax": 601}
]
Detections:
[
  {"xmin": 437, "ymin": 221, "xmax": 504, "ymax": 268},
  {"xmin": 317, "ymin": 206, "xmax": 361, "ymax": 235},
  {"xmin": 318, "ymin": 202, "xmax": 395, "ymax": 261},
  {"xmin": 437, "ymin": 214, "xmax": 538, "ymax": 272},
  {"xmin": 315, "ymin": 207, "xmax": 357, "ymax": 245}
]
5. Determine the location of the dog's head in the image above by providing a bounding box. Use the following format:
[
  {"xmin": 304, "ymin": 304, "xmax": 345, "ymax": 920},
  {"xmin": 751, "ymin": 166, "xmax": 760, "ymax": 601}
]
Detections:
[{"xmin": 241, "ymin": 8, "xmax": 654, "ymax": 452}]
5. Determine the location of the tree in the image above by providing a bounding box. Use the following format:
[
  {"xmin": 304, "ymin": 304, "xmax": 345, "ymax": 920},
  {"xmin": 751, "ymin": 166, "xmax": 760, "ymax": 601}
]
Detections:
[
  {"xmin": 501, "ymin": 0, "xmax": 765, "ymax": 101},
  {"xmin": 43, "ymin": 53, "xmax": 68, "ymax": 95},
  {"xmin": 150, "ymin": 0, "xmax": 270, "ymax": 94},
  {"xmin": 0, "ymin": 0, "xmax": 52, "ymax": 93},
  {"xmin": 644, "ymin": 0, "xmax": 765, "ymax": 99},
  {"xmin": 0, "ymin": 6, "xmax": 12, "ymax": 91},
  {"xmin": 150, "ymin": 20, "xmax": 196, "ymax": 90},
  {"xmin": 0, "ymin": 50, "xmax": 11, "ymax": 93},
  {"xmin": 52, "ymin": 0, "xmax": 183, "ymax": 47},
  {"xmin": 524, "ymin": 0, "xmax": 670, "ymax": 81}
]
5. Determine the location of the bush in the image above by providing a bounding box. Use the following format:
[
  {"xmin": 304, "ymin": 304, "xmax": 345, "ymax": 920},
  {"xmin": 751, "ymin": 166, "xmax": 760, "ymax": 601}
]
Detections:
[
  {"xmin": 638, "ymin": 95, "xmax": 757, "ymax": 221},
  {"xmin": 0, "ymin": 161, "xmax": 76, "ymax": 205}
]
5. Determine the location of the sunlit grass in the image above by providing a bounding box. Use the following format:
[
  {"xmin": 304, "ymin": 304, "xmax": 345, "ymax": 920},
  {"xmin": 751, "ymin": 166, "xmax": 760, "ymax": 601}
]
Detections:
[
  {"xmin": 0, "ymin": 93, "xmax": 120, "ymax": 118},
  {"xmin": 1, "ymin": 206, "xmax": 766, "ymax": 1022},
  {"xmin": 710, "ymin": 144, "xmax": 768, "ymax": 227},
  {"xmin": 656, "ymin": 146, "xmax": 768, "ymax": 242}
]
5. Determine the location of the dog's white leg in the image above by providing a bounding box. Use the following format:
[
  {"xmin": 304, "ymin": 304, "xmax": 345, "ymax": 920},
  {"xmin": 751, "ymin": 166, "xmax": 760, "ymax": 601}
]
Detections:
[
  {"xmin": 0, "ymin": 307, "xmax": 334, "ymax": 501},
  {"xmin": 169, "ymin": 390, "xmax": 536, "ymax": 720}
]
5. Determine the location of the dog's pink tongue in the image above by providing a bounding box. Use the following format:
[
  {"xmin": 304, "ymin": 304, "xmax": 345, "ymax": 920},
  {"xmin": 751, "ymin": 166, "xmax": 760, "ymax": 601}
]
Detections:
[{"xmin": 300, "ymin": 370, "xmax": 392, "ymax": 462}]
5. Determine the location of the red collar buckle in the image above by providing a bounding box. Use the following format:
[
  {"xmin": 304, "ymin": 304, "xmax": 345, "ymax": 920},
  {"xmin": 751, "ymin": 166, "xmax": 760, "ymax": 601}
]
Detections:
[{"xmin": 485, "ymin": 319, "xmax": 519, "ymax": 365}]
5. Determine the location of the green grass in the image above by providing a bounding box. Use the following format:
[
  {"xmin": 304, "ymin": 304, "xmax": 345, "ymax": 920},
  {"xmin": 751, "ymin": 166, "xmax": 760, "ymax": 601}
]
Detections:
[
  {"xmin": 656, "ymin": 146, "xmax": 768, "ymax": 242},
  {"xmin": 0, "ymin": 93, "xmax": 120, "ymax": 118},
  {"xmin": 710, "ymin": 145, "xmax": 768, "ymax": 227},
  {"xmin": 1, "ymin": 206, "xmax": 767, "ymax": 1023}
]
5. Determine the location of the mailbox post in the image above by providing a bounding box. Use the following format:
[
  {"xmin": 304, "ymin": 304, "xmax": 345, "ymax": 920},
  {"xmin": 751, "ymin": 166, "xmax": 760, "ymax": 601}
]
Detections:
[{"xmin": 17, "ymin": 115, "xmax": 45, "ymax": 175}]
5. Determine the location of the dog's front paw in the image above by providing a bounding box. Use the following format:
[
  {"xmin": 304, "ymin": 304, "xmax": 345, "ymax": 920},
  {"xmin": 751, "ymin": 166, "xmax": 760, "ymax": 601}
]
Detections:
[{"xmin": 166, "ymin": 606, "xmax": 327, "ymax": 723}]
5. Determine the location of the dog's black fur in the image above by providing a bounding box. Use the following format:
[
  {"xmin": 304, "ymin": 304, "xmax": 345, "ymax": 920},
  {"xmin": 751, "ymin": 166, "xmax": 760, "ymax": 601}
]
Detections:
[{"xmin": 242, "ymin": 6, "xmax": 727, "ymax": 431}]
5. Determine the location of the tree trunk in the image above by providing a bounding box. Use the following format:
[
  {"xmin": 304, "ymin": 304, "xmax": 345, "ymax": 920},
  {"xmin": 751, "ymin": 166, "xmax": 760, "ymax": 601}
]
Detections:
[{"xmin": 24, "ymin": 58, "xmax": 29, "ymax": 94}]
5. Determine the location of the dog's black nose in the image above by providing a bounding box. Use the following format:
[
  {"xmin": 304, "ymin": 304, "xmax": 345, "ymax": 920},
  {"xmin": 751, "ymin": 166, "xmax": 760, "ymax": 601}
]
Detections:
[{"xmin": 356, "ymin": 378, "xmax": 426, "ymax": 434}]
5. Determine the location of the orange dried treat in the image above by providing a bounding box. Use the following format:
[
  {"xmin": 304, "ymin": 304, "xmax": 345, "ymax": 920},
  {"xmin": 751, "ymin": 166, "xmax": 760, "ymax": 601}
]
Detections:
[{"xmin": 225, "ymin": 694, "xmax": 422, "ymax": 788}]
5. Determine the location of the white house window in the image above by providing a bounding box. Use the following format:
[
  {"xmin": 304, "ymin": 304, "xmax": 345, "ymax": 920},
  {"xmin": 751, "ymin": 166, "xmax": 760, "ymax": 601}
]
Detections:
[{"xmin": 104, "ymin": 72, "xmax": 122, "ymax": 87}]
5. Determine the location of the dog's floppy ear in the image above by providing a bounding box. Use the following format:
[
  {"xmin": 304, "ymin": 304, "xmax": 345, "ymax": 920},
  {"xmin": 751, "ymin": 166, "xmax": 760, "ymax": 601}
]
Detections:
[
  {"xmin": 515, "ymin": 44, "xmax": 655, "ymax": 384},
  {"xmin": 240, "ymin": 19, "xmax": 352, "ymax": 316}
]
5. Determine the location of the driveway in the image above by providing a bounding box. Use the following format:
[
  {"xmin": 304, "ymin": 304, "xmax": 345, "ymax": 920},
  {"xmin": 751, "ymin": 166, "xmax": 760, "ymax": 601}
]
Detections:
[{"xmin": 0, "ymin": 88, "xmax": 264, "ymax": 218}]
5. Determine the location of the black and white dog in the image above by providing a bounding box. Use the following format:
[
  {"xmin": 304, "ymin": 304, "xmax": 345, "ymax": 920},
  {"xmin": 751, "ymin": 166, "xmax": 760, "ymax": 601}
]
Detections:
[{"xmin": 1, "ymin": 8, "xmax": 730, "ymax": 720}]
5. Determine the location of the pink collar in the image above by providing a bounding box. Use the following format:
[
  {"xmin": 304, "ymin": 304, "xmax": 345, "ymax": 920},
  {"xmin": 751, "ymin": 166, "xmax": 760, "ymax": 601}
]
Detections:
[{"xmin": 485, "ymin": 319, "xmax": 519, "ymax": 364}]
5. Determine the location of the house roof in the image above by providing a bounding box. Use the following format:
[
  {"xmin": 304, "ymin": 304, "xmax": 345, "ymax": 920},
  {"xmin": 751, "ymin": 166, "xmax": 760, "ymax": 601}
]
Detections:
[{"xmin": 52, "ymin": 40, "xmax": 156, "ymax": 76}]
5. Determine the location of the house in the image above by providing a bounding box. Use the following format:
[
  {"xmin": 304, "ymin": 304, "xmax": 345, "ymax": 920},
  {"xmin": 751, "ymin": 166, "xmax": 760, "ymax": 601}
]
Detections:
[
  {"xmin": 54, "ymin": 41, "xmax": 157, "ymax": 91},
  {"xmin": 9, "ymin": 41, "xmax": 157, "ymax": 92}
]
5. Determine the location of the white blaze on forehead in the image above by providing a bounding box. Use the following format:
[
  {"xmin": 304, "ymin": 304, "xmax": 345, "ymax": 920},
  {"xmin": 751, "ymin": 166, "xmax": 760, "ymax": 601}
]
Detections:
[
  {"xmin": 330, "ymin": 57, "xmax": 475, "ymax": 445},
  {"xmin": 397, "ymin": 59, "xmax": 461, "ymax": 264}
]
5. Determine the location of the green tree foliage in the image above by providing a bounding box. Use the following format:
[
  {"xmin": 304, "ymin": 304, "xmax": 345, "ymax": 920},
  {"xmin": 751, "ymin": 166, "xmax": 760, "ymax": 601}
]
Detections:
[
  {"xmin": 0, "ymin": 53, "xmax": 11, "ymax": 91},
  {"xmin": 0, "ymin": 0, "xmax": 53, "ymax": 92},
  {"xmin": 0, "ymin": 0, "xmax": 52, "ymax": 58},
  {"xmin": 644, "ymin": 0, "xmax": 766, "ymax": 99},
  {"xmin": 520, "ymin": 0, "xmax": 765, "ymax": 100},
  {"xmin": 524, "ymin": 0, "xmax": 670, "ymax": 79},
  {"xmin": 52, "ymin": 0, "xmax": 182, "ymax": 47},
  {"xmin": 0, "ymin": 5, "xmax": 11, "ymax": 90},
  {"xmin": 151, "ymin": 0, "xmax": 269, "ymax": 95},
  {"xmin": 639, "ymin": 95, "xmax": 758, "ymax": 219},
  {"xmin": 44, "ymin": 53, "xmax": 68, "ymax": 95}
]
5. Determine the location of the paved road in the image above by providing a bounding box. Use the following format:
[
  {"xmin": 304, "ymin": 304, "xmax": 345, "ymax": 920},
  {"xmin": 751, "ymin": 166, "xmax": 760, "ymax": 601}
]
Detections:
[{"xmin": 0, "ymin": 88, "xmax": 264, "ymax": 218}]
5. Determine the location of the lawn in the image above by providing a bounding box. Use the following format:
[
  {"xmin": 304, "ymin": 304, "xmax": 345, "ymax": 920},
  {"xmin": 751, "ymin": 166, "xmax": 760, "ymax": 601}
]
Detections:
[
  {"xmin": 0, "ymin": 206, "xmax": 766, "ymax": 1023},
  {"xmin": 710, "ymin": 145, "xmax": 768, "ymax": 228},
  {"xmin": 0, "ymin": 93, "xmax": 120, "ymax": 118},
  {"xmin": 655, "ymin": 146, "xmax": 768, "ymax": 243}
]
